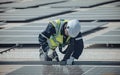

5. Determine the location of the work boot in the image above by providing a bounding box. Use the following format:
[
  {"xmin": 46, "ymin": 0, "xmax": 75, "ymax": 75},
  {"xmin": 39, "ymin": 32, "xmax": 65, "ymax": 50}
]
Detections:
[{"xmin": 66, "ymin": 56, "xmax": 74, "ymax": 65}]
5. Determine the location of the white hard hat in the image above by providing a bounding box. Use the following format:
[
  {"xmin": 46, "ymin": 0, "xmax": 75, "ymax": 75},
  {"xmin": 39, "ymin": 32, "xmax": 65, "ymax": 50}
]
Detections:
[{"xmin": 66, "ymin": 20, "xmax": 81, "ymax": 37}]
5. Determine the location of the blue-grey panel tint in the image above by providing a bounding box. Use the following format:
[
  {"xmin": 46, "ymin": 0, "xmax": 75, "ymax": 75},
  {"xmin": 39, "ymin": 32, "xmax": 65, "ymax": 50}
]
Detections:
[
  {"xmin": 6, "ymin": 66, "xmax": 120, "ymax": 75},
  {"xmin": 86, "ymin": 36, "xmax": 120, "ymax": 44},
  {"xmin": 49, "ymin": 0, "xmax": 116, "ymax": 8},
  {"xmin": 0, "ymin": 0, "xmax": 66, "ymax": 9}
]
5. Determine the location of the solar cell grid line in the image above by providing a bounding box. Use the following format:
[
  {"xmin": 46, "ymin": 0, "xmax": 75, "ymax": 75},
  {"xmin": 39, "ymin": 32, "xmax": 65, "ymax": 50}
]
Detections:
[
  {"xmin": 69, "ymin": 8, "xmax": 120, "ymax": 17},
  {"xmin": 4, "ymin": 22, "xmax": 106, "ymax": 33},
  {"xmin": 83, "ymin": 66, "xmax": 120, "ymax": 75},
  {"xmin": 49, "ymin": 15, "xmax": 120, "ymax": 21},
  {"xmin": 102, "ymin": 31, "xmax": 120, "ymax": 35},
  {"xmin": 87, "ymin": 7, "xmax": 120, "ymax": 10},
  {"xmin": 0, "ymin": 0, "xmax": 14, "ymax": 4},
  {"xmin": 0, "ymin": 22, "xmax": 106, "ymax": 44},
  {"xmin": 48, "ymin": 13, "xmax": 120, "ymax": 18},
  {"xmin": 2, "ymin": 65, "xmax": 120, "ymax": 75},
  {"xmin": 21, "ymin": 22, "xmax": 107, "ymax": 27},
  {"xmin": 0, "ymin": 9, "xmax": 6, "ymax": 13},
  {"xmin": 0, "ymin": 26, "xmax": 103, "ymax": 34},
  {"xmin": 23, "ymin": 24, "xmax": 47, "ymax": 27},
  {"xmin": 1, "ymin": 27, "xmax": 99, "ymax": 33},
  {"xmin": 0, "ymin": 31, "xmax": 40, "ymax": 35},
  {"xmin": 0, "ymin": 0, "xmax": 66, "ymax": 9},
  {"xmin": 0, "ymin": 61, "xmax": 120, "ymax": 65},
  {"xmin": 0, "ymin": 37, "xmax": 39, "ymax": 44},
  {"xmin": 0, "ymin": 27, "xmax": 99, "ymax": 34},
  {"xmin": 5, "ymin": 27, "xmax": 45, "ymax": 30},
  {"xmin": 21, "ymin": 23, "xmax": 48, "ymax": 27},
  {"xmin": 0, "ymin": 7, "xmax": 73, "ymax": 15},
  {"xmin": 49, "ymin": 0, "xmax": 117, "ymax": 8},
  {"xmin": 0, "ymin": 28, "xmax": 41, "ymax": 31},
  {"xmin": 5, "ymin": 22, "xmax": 106, "ymax": 29},
  {"xmin": 5, "ymin": 65, "xmax": 93, "ymax": 75},
  {"xmin": 48, "ymin": 7, "xmax": 120, "ymax": 22},
  {"xmin": 113, "ymin": 27, "xmax": 120, "ymax": 31},
  {"xmin": 69, "ymin": 11, "xmax": 120, "ymax": 15},
  {"xmin": 0, "ymin": 8, "xmax": 73, "ymax": 22},
  {"xmin": 1, "ymin": 7, "xmax": 120, "ymax": 22},
  {"xmin": 17, "ymin": 24, "xmax": 48, "ymax": 28},
  {"xmin": 49, "ymin": 14, "xmax": 120, "ymax": 19},
  {"xmin": 85, "ymin": 36, "xmax": 120, "ymax": 44},
  {"xmin": 0, "ymin": 21, "xmax": 6, "ymax": 26},
  {"xmin": 0, "ymin": 35, "xmax": 38, "ymax": 37},
  {"xmin": 0, "ymin": 22, "xmax": 106, "ymax": 35},
  {"xmin": 85, "ymin": 26, "xmax": 120, "ymax": 45}
]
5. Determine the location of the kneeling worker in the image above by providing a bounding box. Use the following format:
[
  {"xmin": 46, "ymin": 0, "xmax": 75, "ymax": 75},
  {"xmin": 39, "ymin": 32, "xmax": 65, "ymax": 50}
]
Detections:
[{"xmin": 38, "ymin": 19, "xmax": 84, "ymax": 65}]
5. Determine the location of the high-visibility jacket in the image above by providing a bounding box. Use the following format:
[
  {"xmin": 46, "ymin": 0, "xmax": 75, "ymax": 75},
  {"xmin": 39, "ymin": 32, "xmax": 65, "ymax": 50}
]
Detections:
[
  {"xmin": 39, "ymin": 19, "xmax": 84, "ymax": 59},
  {"xmin": 48, "ymin": 19, "xmax": 70, "ymax": 50}
]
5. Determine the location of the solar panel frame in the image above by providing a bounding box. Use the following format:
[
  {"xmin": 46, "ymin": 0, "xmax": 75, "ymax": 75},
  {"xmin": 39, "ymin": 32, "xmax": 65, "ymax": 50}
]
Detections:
[{"xmin": 48, "ymin": 7, "xmax": 120, "ymax": 21}]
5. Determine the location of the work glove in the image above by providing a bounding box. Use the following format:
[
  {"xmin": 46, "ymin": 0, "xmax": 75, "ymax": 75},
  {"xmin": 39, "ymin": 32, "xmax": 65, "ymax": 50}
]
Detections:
[
  {"xmin": 48, "ymin": 50, "xmax": 59, "ymax": 62},
  {"xmin": 66, "ymin": 56, "xmax": 74, "ymax": 65},
  {"xmin": 48, "ymin": 50, "xmax": 54, "ymax": 59},
  {"xmin": 39, "ymin": 47, "xmax": 49, "ymax": 61}
]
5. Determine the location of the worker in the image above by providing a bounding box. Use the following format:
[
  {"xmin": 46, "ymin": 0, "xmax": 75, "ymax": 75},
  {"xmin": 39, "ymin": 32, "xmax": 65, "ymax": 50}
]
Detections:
[{"xmin": 38, "ymin": 19, "xmax": 84, "ymax": 65}]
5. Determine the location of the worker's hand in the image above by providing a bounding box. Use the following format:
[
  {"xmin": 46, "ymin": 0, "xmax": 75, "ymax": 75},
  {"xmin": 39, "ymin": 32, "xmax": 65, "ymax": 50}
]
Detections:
[
  {"xmin": 48, "ymin": 49, "xmax": 55, "ymax": 59},
  {"xmin": 39, "ymin": 46, "xmax": 48, "ymax": 61},
  {"xmin": 66, "ymin": 56, "xmax": 74, "ymax": 65},
  {"xmin": 40, "ymin": 52, "xmax": 48, "ymax": 61},
  {"xmin": 47, "ymin": 49, "xmax": 59, "ymax": 61}
]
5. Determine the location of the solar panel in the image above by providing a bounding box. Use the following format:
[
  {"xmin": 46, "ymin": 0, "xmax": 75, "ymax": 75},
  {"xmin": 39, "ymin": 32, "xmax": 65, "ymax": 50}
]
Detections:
[
  {"xmin": 0, "ymin": 9, "xmax": 6, "ymax": 13},
  {"xmin": 48, "ymin": 0, "xmax": 116, "ymax": 8},
  {"xmin": 85, "ymin": 28, "xmax": 120, "ymax": 44},
  {"xmin": 0, "ymin": 0, "xmax": 66, "ymax": 9},
  {"xmin": 0, "ymin": 36, "xmax": 38, "ymax": 44},
  {"xmin": 0, "ymin": 0, "xmax": 14, "ymax": 4},
  {"xmin": 6, "ymin": 22, "xmax": 106, "ymax": 31},
  {"xmin": 20, "ymin": 26, "xmax": 46, "ymax": 29},
  {"xmin": 0, "ymin": 21, "xmax": 6, "ymax": 26},
  {"xmin": 6, "ymin": 65, "xmax": 120, "ymax": 75},
  {"xmin": 102, "ymin": 31, "xmax": 120, "ymax": 35},
  {"xmin": 114, "ymin": 28, "xmax": 120, "ymax": 31},
  {"xmin": 22, "ymin": 22, "xmax": 107, "ymax": 27},
  {"xmin": 86, "ymin": 36, "xmax": 120, "ymax": 44},
  {"xmin": 84, "ymin": 67, "xmax": 120, "ymax": 75},
  {"xmin": 0, "ymin": 22, "xmax": 106, "ymax": 44},
  {"xmin": 2, "ymin": 26, "xmax": 99, "ymax": 33},
  {"xmin": 0, "ymin": 31, "xmax": 40, "ymax": 35},
  {"xmin": 0, "ymin": 8, "xmax": 72, "ymax": 22}
]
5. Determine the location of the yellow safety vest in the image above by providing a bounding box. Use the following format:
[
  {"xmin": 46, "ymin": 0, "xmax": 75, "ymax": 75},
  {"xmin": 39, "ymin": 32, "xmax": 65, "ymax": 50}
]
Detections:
[{"xmin": 48, "ymin": 19, "xmax": 70, "ymax": 50}]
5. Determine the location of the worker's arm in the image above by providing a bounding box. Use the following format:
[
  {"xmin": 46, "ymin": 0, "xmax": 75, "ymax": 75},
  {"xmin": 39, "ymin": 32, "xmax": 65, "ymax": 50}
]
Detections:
[
  {"xmin": 72, "ymin": 32, "xmax": 84, "ymax": 59},
  {"xmin": 38, "ymin": 22, "xmax": 56, "ymax": 52},
  {"xmin": 62, "ymin": 32, "xmax": 84, "ymax": 60}
]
